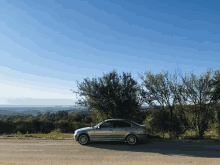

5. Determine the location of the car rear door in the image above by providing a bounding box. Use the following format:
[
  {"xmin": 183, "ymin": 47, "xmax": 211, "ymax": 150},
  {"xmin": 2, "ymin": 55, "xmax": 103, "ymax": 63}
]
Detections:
[{"xmin": 112, "ymin": 121, "xmax": 131, "ymax": 141}]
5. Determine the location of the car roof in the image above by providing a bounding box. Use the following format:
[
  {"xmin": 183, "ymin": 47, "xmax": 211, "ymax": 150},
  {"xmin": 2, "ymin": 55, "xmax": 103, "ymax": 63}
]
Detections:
[
  {"xmin": 104, "ymin": 119, "xmax": 128, "ymax": 122},
  {"xmin": 101, "ymin": 119, "xmax": 141, "ymax": 126}
]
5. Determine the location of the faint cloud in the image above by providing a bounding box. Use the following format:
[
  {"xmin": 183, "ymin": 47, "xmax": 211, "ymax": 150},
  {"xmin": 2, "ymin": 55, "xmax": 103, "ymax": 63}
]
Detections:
[{"xmin": 5, "ymin": 0, "xmax": 23, "ymax": 13}]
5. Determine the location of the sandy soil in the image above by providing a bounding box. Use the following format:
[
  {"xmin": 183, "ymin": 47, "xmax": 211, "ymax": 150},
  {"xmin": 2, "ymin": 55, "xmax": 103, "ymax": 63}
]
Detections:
[{"xmin": 0, "ymin": 138, "xmax": 220, "ymax": 165}]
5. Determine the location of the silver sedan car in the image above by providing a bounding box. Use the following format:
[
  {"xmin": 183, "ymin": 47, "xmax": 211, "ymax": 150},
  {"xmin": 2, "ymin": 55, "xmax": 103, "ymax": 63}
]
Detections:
[{"xmin": 73, "ymin": 119, "xmax": 148, "ymax": 145}]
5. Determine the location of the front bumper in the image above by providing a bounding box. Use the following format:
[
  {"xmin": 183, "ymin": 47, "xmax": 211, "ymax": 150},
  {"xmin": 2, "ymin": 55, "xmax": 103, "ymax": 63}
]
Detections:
[{"xmin": 73, "ymin": 133, "xmax": 79, "ymax": 141}]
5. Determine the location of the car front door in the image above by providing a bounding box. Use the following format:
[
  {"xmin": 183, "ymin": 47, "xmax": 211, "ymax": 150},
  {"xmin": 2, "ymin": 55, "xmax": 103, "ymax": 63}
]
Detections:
[
  {"xmin": 93, "ymin": 121, "xmax": 113, "ymax": 141},
  {"xmin": 112, "ymin": 121, "xmax": 131, "ymax": 141}
]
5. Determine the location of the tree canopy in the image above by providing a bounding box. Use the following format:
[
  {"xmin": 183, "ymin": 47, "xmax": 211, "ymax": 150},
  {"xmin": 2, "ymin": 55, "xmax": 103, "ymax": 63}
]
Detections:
[
  {"xmin": 71, "ymin": 70, "xmax": 146, "ymax": 122},
  {"xmin": 210, "ymin": 70, "xmax": 220, "ymax": 104}
]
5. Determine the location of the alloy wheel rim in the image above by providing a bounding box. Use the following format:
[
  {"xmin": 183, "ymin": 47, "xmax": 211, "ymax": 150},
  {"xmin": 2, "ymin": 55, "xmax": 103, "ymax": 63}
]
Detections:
[
  {"xmin": 128, "ymin": 135, "xmax": 136, "ymax": 145},
  {"xmin": 80, "ymin": 135, "xmax": 88, "ymax": 144}
]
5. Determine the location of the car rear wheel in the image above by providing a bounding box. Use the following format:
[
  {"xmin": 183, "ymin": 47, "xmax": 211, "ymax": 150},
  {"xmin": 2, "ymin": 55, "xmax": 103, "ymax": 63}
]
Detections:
[
  {"xmin": 126, "ymin": 135, "xmax": 137, "ymax": 145},
  {"xmin": 78, "ymin": 134, "xmax": 89, "ymax": 145}
]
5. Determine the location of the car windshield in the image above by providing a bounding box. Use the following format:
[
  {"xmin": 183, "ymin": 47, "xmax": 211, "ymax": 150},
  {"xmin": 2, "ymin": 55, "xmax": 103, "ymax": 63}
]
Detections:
[{"xmin": 92, "ymin": 122, "xmax": 103, "ymax": 128}]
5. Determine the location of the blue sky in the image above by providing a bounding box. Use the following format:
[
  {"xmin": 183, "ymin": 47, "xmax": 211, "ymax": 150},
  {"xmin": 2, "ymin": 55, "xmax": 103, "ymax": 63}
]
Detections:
[{"xmin": 0, "ymin": 0, "xmax": 219, "ymax": 106}]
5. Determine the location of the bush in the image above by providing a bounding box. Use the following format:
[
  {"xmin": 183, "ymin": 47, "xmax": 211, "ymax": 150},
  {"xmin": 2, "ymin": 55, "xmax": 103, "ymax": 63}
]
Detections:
[
  {"xmin": 217, "ymin": 111, "xmax": 220, "ymax": 136},
  {"xmin": 42, "ymin": 122, "xmax": 55, "ymax": 134},
  {"xmin": 0, "ymin": 121, "xmax": 16, "ymax": 134},
  {"xmin": 54, "ymin": 120, "xmax": 75, "ymax": 133},
  {"xmin": 149, "ymin": 108, "xmax": 170, "ymax": 136},
  {"xmin": 71, "ymin": 121, "xmax": 82, "ymax": 131}
]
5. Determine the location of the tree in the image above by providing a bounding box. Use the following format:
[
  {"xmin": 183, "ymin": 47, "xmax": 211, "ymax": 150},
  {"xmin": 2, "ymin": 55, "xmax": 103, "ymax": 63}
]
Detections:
[
  {"xmin": 139, "ymin": 69, "xmax": 187, "ymax": 139},
  {"xmin": 24, "ymin": 116, "xmax": 36, "ymax": 133},
  {"xmin": 12, "ymin": 116, "xmax": 26, "ymax": 134},
  {"xmin": 181, "ymin": 68, "xmax": 216, "ymax": 139},
  {"xmin": 171, "ymin": 71, "xmax": 194, "ymax": 139},
  {"xmin": 90, "ymin": 108, "xmax": 108, "ymax": 126},
  {"xmin": 210, "ymin": 70, "xmax": 220, "ymax": 104},
  {"xmin": 71, "ymin": 70, "xmax": 146, "ymax": 123}
]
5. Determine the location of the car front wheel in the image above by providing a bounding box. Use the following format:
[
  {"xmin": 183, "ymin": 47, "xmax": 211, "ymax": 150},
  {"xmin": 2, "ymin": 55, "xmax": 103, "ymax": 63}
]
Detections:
[
  {"xmin": 78, "ymin": 134, "xmax": 89, "ymax": 145},
  {"xmin": 126, "ymin": 135, "xmax": 137, "ymax": 145}
]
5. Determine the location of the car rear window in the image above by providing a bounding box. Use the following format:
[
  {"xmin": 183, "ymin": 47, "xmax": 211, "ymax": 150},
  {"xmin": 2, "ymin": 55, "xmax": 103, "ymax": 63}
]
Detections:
[{"xmin": 127, "ymin": 121, "xmax": 141, "ymax": 126}]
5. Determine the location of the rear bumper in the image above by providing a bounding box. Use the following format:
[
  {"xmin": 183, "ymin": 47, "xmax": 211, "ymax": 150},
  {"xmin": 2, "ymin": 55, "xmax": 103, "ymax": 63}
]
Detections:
[{"xmin": 137, "ymin": 134, "xmax": 148, "ymax": 141}]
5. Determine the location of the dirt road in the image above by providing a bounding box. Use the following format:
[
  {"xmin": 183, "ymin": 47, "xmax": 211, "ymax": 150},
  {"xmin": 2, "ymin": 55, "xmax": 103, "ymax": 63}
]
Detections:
[{"xmin": 0, "ymin": 138, "xmax": 220, "ymax": 165}]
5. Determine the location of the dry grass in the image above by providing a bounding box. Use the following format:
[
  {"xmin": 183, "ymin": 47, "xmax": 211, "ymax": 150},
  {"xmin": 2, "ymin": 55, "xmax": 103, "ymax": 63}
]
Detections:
[{"xmin": 2, "ymin": 131, "xmax": 73, "ymax": 140}]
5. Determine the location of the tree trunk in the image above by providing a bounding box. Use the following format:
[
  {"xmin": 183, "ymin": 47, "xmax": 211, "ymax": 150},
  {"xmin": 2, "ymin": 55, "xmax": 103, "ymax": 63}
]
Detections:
[
  {"xmin": 169, "ymin": 107, "xmax": 174, "ymax": 139},
  {"xmin": 163, "ymin": 105, "xmax": 165, "ymax": 139}
]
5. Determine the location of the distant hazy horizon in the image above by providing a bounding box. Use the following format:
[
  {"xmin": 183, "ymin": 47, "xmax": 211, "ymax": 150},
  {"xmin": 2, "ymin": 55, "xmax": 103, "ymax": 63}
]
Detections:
[
  {"xmin": 0, "ymin": 104, "xmax": 150, "ymax": 108},
  {"xmin": 0, "ymin": 103, "xmax": 87, "ymax": 108},
  {"xmin": 0, "ymin": 105, "xmax": 75, "ymax": 107},
  {"xmin": 0, "ymin": 105, "xmax": 152, "ymax": 117}
]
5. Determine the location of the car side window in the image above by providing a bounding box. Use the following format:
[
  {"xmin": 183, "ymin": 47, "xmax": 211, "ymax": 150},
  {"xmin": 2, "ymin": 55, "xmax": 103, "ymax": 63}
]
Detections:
[
  {"xmin": 113, "ymin": 121, "xmax": 131, "ymax": 128},
  {"xmin": 100, "ymin": 121, "xmax": 113, "ymax": 128}
]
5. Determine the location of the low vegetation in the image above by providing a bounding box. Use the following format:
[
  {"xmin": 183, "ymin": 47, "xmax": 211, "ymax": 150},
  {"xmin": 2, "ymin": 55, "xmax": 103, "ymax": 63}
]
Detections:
[{"xmin": 1, "ymin": 131, "xmax": 73, "ymax": 140}]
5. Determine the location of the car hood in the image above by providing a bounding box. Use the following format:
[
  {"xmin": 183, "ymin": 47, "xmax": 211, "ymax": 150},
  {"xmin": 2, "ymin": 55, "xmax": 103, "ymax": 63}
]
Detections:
[{"xmin": 76, "ymin": 127, "xmax": 94, "ymax": 132}]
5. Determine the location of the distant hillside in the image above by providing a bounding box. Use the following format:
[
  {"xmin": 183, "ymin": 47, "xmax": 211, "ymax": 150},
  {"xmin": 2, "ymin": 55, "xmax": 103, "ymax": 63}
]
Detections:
[
  {"xmin": 0, "ymin": 106, "xmax": 91, "ymax": 116},
  {"xmin": 3, "ymin": 104, "xmax": 215, "ymax": 117}
]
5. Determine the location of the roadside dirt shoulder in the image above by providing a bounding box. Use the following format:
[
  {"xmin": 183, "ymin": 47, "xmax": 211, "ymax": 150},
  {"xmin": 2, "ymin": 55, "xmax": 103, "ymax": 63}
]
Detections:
[{"xmin": 0, "ymin": 139, "xmax": 220, "ymax": 165}]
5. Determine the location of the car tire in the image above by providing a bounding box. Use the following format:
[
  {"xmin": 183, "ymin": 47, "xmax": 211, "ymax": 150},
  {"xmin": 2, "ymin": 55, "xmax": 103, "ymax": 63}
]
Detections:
[
  {"xmin": 78, "ymin": 134, "xmax": 89, "ymax": 145},
  {"xmin": 126, "ymin": 134, "xmax": 137, "ymax": 145}
]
